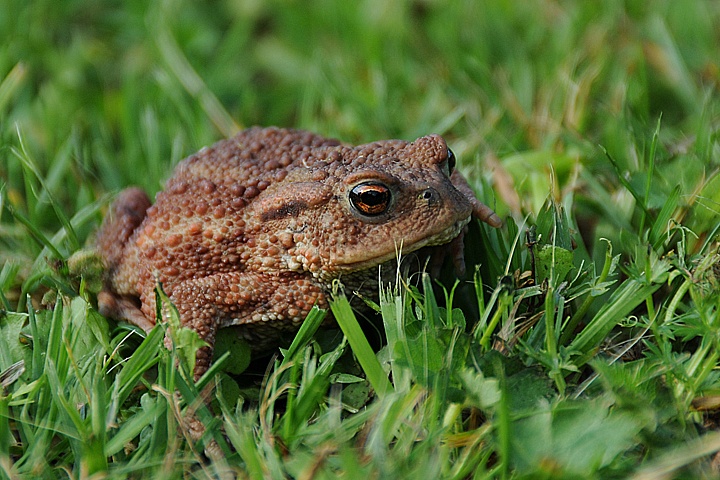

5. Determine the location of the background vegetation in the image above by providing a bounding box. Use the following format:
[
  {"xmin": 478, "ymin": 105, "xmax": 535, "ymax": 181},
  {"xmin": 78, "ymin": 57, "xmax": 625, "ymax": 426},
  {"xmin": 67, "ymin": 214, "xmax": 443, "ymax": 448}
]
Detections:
[{"xmin": 1, "ymin": 0, "xmax": 719, "ymax": 478}]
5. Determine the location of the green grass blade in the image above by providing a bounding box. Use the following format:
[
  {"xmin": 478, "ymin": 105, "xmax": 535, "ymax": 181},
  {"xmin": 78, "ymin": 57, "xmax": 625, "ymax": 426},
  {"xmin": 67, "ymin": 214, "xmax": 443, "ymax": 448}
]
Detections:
[
  {"xmin": 105, "ymin": 399, "xmax": 162, "ymax": 457},
  {"xmin": 631, "ymin": 431, "xmax": 720, "ymax": 480},
  {"xmin": 5, "ymin": 206, "xmax": 64, "ymax": 260},
  {"xmin": 11, "ymin": 137, "xmax": 79, "ymax": 250},
  {"xmin": 279, "ymin": 306, "xmax": 327, "ymax": 368},
  {"xmin": 569, "ymin": 278, "xmax": 665, "ymax": 364},
  {"xmin": 0, "ymin": 62, "xmax": 26, "ymax": 112},
  {"xmin": 0, "ymin": 395, "xmax": 10, "ymax": 471},
  {"xmin": 601, "ymin": 146, "xmax": 653, "ymax": 219},
  {"xmin": 649, "ymin": 185, "xmax": 681, "ymax": 250},
  {"xmin": 113, "ymin": 326, "xmax": 164, "ymax": 406},
  {"xmin": 330, "ymin": 291, "xmax": 392, "ymax": 398}
]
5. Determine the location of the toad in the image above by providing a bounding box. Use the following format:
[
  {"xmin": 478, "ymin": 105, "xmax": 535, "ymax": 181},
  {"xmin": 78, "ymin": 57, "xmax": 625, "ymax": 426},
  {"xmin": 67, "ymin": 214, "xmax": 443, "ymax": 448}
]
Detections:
[{"xmin": 96, "ymin": 127, "xmax": 501, "ymax": 377}]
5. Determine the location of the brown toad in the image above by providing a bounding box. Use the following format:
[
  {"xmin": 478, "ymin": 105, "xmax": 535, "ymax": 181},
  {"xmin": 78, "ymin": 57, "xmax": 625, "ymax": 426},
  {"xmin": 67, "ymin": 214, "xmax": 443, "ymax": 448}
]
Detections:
[{"xmin": 96, "ymin": 127, "xmax": 501, "ymax": 376}]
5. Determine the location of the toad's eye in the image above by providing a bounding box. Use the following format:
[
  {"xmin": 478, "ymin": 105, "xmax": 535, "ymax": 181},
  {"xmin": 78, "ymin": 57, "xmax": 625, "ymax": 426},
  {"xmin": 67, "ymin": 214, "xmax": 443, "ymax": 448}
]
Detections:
[
  {"xmin": 349, "ymin": 182, "xmax": 391, "ymax": 216},
  {"xmin": 446, "ymin": 148, "xmax": 456, "ymax": 175}
]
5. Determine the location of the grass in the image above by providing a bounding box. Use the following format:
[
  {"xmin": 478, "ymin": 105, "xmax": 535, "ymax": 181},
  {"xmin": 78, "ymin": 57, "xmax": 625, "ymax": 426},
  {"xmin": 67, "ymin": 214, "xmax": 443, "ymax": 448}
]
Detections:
[{"xmin": 1, "ymin": 0, "xmax": 720, "ymax": 477}]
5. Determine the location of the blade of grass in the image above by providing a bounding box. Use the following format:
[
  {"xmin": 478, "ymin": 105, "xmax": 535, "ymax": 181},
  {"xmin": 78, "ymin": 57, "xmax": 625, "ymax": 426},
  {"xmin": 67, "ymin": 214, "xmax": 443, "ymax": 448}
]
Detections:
[
  {"xmin": 640, "ymin": 116, "xmax": 662, "ymax": 233},
  {"xmin": 0, "ymin": 62, "xmax": 27, "ymax": 112},
  {"xmin": 380, "ymin": 283, "xmax": 413, "ymax": 391},
  {"xmin": 569, "ymin": 277, "xmax": 666, "ymax": 365},
  {"xmin": 222, "ymin": 412, "xmax": 268, "ymax": 479},
  {"xmin": 155, "ymin": 19, "xmax": 240, "ymax": 137},
  {"xmin": 493, "ymin": 357, "xmax": 511, "ymax": 480},
  {"xmin": 601, "ymin": 146, "xmax": 652, "ymax": 220},
  {"xmin": 113, "ymin": 325, "xmax": 164, "ymax": 406},
  {"xmin": 105, "ymin": 399, "xmax": 163, "ymax": 456},
  {"xmin": 631, "ymin": 431, "xmax": 720, "ymax": 480},
  {"xmin": 330, "ymin": 289, "xmax": 392, "ymax": 398},
  {"xmin": 11, "ymin": 131, "xmax": 79, "ymax": 249},
  {"xmin": 649, "ymin": 185, "xmax": 681, "ymax": 251},
  {"xmin": 282, "ymin": 337, "xmax": 347, "ymax": 440},
  {"xmin": 560, "ymin": 239, "xmax": 616, "ymax": 345},
  {"xmin": 0, "ymin": 396, "xmax": 9, "ymax": 471},
  {"xmin": 174, "ymin": 369, "xmax": 231, "ymax": 456},
  {"xmin": 5, "ymin": 205, "xmax": 64, "ymax": 260},
  {"xmin": 278, "ymin": 306, "xmax": 327, "ymax": 369}
]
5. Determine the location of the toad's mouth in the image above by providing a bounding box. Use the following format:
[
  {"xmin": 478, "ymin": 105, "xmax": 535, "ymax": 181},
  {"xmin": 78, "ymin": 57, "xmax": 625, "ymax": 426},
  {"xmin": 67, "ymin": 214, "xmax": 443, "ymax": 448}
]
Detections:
[{"xmin": 334, "ymin": 216, "xmax": 472, "ymax": 273}]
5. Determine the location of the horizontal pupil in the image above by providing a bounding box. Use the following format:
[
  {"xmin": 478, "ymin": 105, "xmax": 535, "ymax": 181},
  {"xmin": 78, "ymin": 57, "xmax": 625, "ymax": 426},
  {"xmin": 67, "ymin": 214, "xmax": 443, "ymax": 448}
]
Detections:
[{"xmin": 361, "ymin": 190, "xmax": 388, "ymax": 206}]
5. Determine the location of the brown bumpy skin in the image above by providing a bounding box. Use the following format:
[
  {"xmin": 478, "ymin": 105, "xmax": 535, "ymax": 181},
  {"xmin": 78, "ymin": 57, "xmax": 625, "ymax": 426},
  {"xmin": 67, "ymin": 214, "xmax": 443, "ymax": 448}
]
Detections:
[{"xmin": 96, "ymin": 127, "xmax": 501, "ymax": 378}]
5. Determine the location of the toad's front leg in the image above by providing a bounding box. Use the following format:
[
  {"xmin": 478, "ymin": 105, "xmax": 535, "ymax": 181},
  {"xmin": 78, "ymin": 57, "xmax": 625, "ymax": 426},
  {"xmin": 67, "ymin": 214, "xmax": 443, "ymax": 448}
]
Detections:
[{"xmin": 450, "ymin": 170, "xmax": 502, "ymax": 228}]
